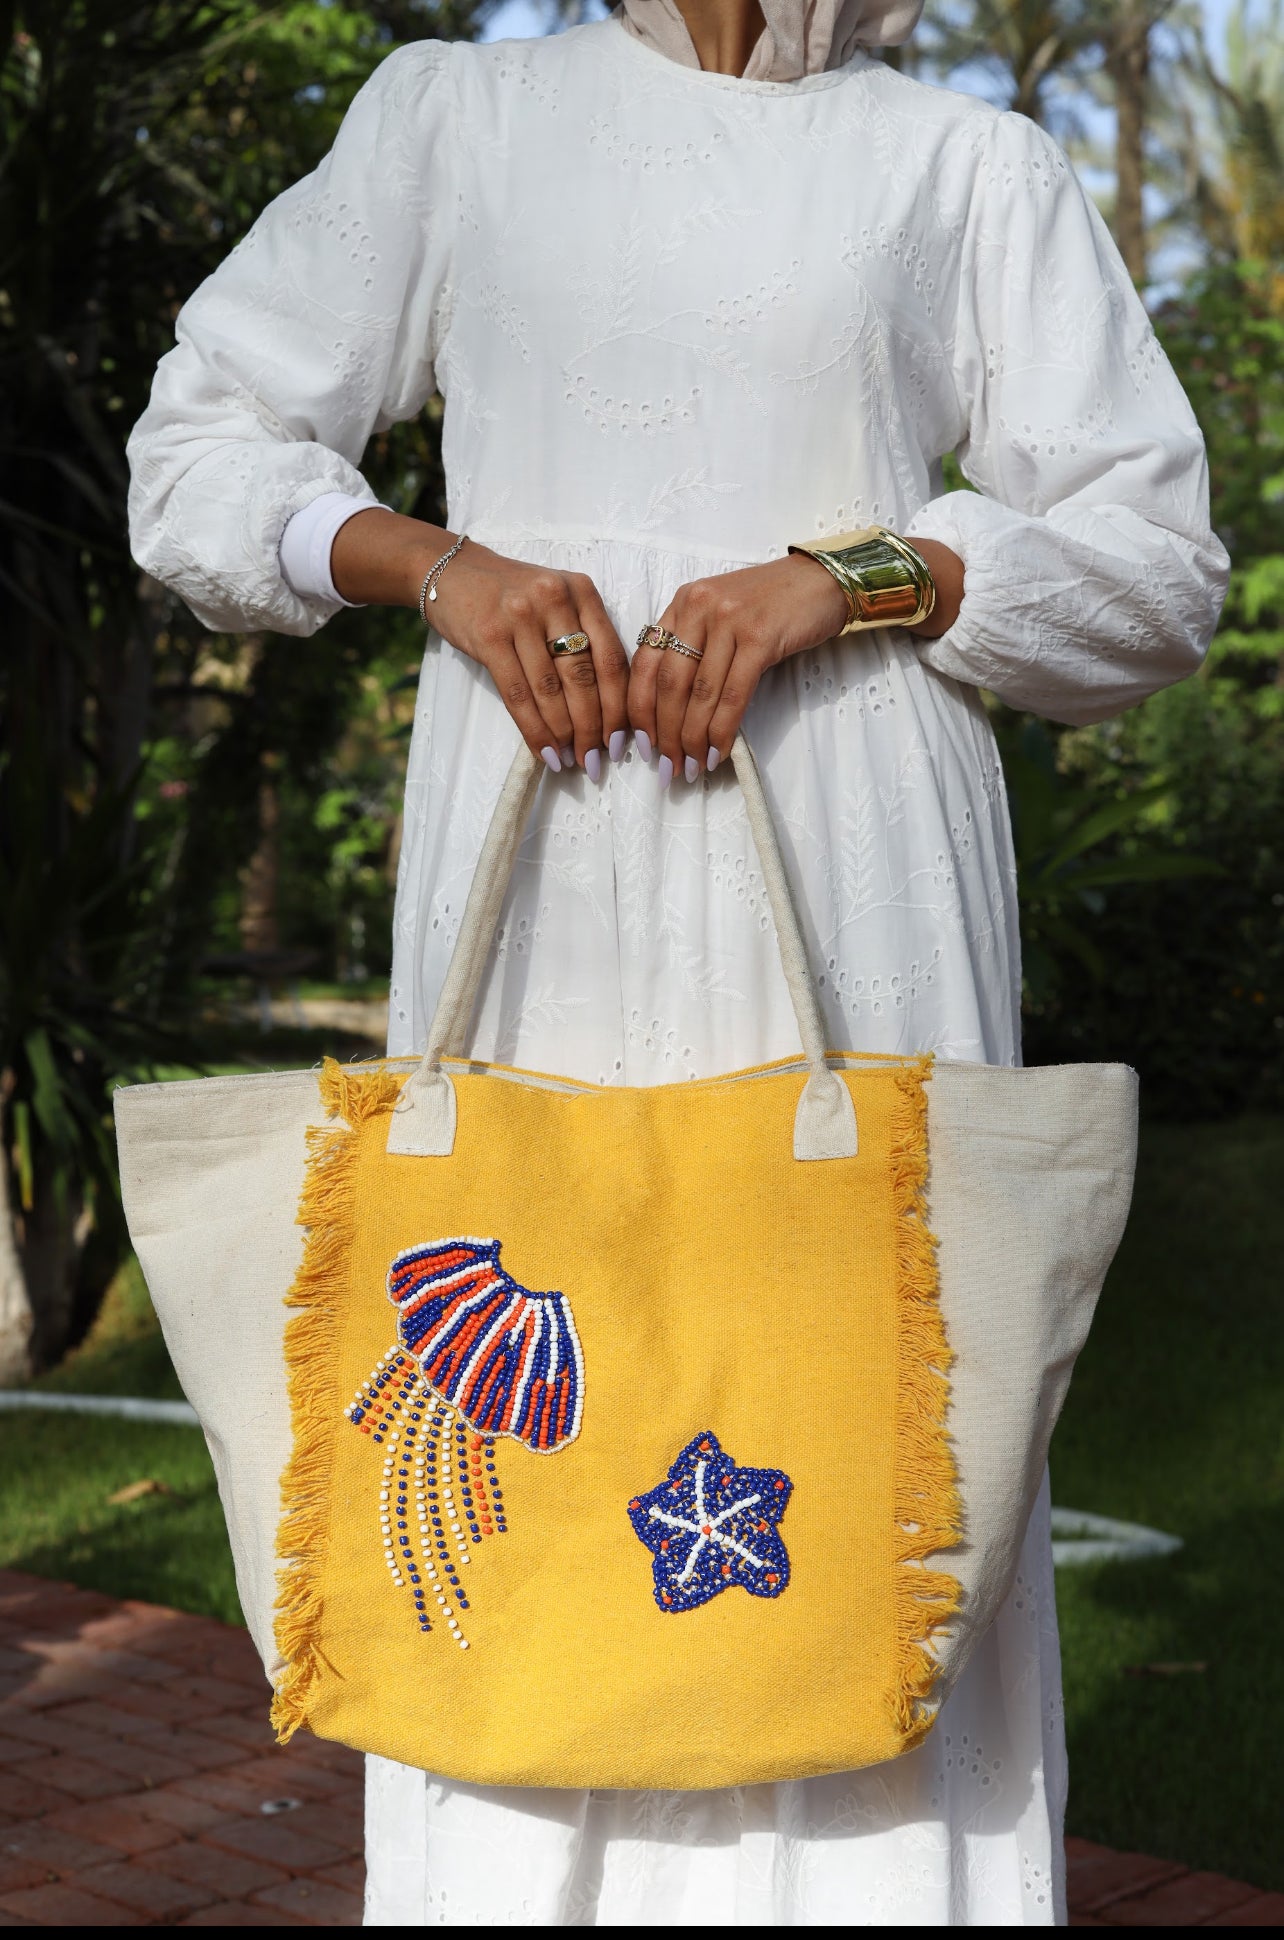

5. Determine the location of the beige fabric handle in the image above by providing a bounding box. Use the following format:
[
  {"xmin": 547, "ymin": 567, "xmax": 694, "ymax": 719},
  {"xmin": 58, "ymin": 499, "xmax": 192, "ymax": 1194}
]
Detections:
[{"xmin": 387, "ymin": 734, "xmax": 857, "ymax": 1161}]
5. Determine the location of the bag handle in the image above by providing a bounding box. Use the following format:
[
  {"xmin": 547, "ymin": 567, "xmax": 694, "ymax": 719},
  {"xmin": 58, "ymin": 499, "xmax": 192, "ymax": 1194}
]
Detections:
[{"xmin": 386, "ymin": 732, "xmax": 857, "ymax": 1161}]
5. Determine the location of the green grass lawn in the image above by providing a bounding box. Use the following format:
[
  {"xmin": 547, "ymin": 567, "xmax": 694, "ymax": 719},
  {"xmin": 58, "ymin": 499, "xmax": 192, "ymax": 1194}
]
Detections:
[
  {"xmin": 0, "ymin": 1260, "xmax": 242, "ymax": 1622},
  {"xmin": 1051, "ymin": 1112, "xmax": 1284, "ymax": 1889},
  {"xmin": 0, "ymin": 1096, "xmax": 1279, "ymax": 1886}
]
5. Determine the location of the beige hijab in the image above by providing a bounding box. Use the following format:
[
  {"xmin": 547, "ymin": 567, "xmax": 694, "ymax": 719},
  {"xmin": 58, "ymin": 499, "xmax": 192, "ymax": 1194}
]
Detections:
[{"xmin": 619, "ymin": 0, "xmax": 923, "ymax": 81}]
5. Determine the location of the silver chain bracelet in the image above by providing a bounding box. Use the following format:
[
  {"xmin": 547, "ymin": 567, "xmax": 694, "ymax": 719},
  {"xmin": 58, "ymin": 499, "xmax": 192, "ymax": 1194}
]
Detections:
[{"xmin": 418, "ymin": 534, "xmax": 467, "ymax": 624}]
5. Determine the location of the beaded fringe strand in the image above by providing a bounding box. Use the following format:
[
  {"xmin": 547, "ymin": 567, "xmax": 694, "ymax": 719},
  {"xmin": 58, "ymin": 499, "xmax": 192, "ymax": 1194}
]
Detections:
[{"xmin": 889, "ymin": 1054, "xmax": 963, "ymax": 1742}]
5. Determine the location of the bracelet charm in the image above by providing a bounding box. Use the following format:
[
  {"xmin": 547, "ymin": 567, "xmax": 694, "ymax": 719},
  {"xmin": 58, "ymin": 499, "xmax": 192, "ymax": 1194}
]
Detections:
[
  {"xmin": 788, "ymin": 527, "xmax": 936, "ymax": 635},
  {"xmin": 418, "ymin": 534, "xmax": 468, "ymax": 624}
]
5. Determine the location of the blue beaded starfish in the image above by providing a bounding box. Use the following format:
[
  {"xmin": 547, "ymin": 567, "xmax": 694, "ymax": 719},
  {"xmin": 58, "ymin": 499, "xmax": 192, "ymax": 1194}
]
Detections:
[{"xmin": 628, "ymin": 1431, "xmax": 793, "ymax": 1613}]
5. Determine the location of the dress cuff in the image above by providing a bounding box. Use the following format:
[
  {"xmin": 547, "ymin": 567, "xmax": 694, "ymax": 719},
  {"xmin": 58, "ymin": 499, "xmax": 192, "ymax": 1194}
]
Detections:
[{"xmin": 278, "ymin": 492, "xmax": 381, "ymax": 606}]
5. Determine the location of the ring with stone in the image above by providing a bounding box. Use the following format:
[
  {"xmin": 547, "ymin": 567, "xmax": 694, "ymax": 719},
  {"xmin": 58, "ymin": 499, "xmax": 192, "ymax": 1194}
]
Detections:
[
  {"xmin": 662, "ymin": 633, "xmax": 704, "ymax": 663},
  {"xmin": 547, "ymin": 631, "xmax": 591, "ymax": 656},
  {"xmin": 636, "ymin": 623, "xmax": 669, "ymax": 651}
]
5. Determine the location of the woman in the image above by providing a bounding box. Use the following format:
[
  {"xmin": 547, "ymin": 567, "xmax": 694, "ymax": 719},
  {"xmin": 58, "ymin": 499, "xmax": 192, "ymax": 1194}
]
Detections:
[{"xmin": 128, "ymin": 0, "xmax": 1226, "ymax": 1924}]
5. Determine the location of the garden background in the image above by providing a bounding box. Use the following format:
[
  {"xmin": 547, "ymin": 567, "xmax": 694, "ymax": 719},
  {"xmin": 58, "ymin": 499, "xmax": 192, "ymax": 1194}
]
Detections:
[{"xmin": 1, "ymin": 0, "xmax": 1281, "ymax": 1894}]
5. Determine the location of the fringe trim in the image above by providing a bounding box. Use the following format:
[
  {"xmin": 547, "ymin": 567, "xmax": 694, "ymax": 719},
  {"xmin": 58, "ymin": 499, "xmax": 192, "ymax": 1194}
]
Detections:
[
  {"xmin": 889, "ymin": 1054, "xmax": 963, "ymax": 1745},
  {"xmin": 270, "ymin": 1061, "xmax": 402, "ymax": 1742}
]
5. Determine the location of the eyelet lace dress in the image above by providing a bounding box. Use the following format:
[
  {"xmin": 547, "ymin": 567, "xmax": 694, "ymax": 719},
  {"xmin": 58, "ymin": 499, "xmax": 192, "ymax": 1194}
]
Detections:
[{"xmin": 127, "ymin": 19, "xmax": 1226, "ymax": 1926}]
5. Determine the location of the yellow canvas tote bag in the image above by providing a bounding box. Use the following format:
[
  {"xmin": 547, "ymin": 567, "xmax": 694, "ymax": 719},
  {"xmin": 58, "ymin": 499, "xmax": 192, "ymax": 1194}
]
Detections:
[{"xmin": 115, "ymin": 735, "xmax": 1138, "ymax": 1790}]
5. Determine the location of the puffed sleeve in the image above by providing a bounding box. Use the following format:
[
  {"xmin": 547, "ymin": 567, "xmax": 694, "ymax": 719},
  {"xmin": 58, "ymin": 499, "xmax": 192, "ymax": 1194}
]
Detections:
[
  {"xmin": 126, "ymin": 41, "xmax": 453, "ymax": 637},
  {"xmin": 905, "ymin": 111, "xmax": 1228, "ymax": 726}
]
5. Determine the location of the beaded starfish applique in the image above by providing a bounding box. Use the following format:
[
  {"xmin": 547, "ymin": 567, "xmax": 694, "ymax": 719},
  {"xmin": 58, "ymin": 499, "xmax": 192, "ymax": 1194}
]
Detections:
[
  {"xmin": 345, "ymin": 1238, "xmax": 584, "ymax": 1650},
  {"xmin": 628, "ymin": 1431, "xmax": 793, "ymax": 1612}
]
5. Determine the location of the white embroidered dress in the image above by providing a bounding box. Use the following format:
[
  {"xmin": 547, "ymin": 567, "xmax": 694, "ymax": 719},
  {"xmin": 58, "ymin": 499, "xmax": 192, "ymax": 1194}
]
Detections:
[{"xmin": 127, "ymin": 19, "xmax": 1225, "ymax": 1927}]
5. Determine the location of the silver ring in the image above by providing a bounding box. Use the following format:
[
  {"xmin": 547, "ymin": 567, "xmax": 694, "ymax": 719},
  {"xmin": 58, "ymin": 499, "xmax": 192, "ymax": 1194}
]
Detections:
[
  {"xmin": 662, "ymin": 634, "xmax": 704, "ymax": 663},
  {"xmin": 548, "ymin": 631, "xmax": 591, "ymax": 656}
]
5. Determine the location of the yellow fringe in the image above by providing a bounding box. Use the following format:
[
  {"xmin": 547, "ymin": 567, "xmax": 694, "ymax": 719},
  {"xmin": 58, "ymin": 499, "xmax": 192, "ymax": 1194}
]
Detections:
[
  {"xmin": 889, "ymin": 1054, "xmax": 963, "ymax": 1745},
  {"xmin": 269, "ymin": 1061, "xmax": 402, "ymax": 1742}
]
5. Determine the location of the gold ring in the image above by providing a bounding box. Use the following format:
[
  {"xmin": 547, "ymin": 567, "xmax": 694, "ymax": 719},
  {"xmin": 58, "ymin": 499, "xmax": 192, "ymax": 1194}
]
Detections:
[
  {"xmin": 662, "ymin": 634, "xmax": 703, "ymax": 663},
  {"xmin": 548, "ymin": 632, "xmax": 591, "ymax": 656},
  {"xmin": 636, "ymin": 623, "xmax": 668, "ymax": 651}
]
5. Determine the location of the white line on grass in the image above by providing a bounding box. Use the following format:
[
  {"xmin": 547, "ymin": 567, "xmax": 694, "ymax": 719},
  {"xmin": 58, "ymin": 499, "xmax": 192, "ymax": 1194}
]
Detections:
[{"xmin": 0, "ymin": 1392, "xmax": 199, "ymax": 1427}]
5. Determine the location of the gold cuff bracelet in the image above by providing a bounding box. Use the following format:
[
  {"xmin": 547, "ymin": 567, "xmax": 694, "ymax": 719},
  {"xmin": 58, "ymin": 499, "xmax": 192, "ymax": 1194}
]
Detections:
[{"xmin": 788, "ymin": 527, "xmax": 936, "ymax": 635}]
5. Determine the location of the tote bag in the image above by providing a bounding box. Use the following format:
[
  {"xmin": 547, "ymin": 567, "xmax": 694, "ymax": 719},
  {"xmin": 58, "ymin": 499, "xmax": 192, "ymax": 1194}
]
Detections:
[{"xmin": 115, "ymin": 734, "xmax": 1137, "ymax": 1790}]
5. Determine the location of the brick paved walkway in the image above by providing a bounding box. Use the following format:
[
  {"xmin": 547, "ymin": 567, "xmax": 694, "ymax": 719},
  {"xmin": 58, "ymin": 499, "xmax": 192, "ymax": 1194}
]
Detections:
[
  {"xmin": 0, "ymin": 1572, "xmax": 361, "ymax": 1925},
  {"xmin": 0, "ymin": 1570, "xmax": 1278, "ymax": 1927}
]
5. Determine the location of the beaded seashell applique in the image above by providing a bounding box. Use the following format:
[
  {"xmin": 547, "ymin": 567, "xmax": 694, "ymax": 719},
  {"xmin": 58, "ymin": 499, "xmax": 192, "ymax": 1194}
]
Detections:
[
  {"xmin": 628, "ymin": 1431, "xmax": 793, "ymax": 1613},
  {"xmin": 345, "ymin": 1238, "xmax": 584, "ymax": 1650}
]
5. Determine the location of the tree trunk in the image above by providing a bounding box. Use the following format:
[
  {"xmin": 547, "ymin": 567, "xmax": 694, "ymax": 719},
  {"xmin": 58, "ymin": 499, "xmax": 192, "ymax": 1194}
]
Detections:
[
  {"xmin": 1108, "ymin": 5, "xmax": 1151, "ymax": 284},
  {"xmin": 1013, "ymin": 32, "xmax": 1068, "ymax": 128},
  {"xmin": 0, "ymin": 1149, "xmax": 35, "ymax": 1388},
  {"xmin": 239, "ymin": 755, "xmax": 282, "ymax": 955}
]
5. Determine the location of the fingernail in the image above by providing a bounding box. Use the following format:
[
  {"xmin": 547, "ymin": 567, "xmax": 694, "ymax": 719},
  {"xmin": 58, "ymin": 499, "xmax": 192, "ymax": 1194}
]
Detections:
[
  {"xmin": 585, "ymin": 747, "xmax": 602, "ymax": 783},
  {"xmin": 684, "ymin": 755, "xmax": 699, "ymax": 785},
  {"xmin": 609, "ymin": 729, "xmax": 626, "ymax": 763},
  {"xmin": 658, "ymin": 754, "xmax": 673, "ymax": 789},
  {"xmin": 707, "ymin": 747, "xmax": 721, "ymax": 773},
  {"xmin": 561, "ymin": 745, "xmax": 575, "ymax": 767},
  {"xmin": 635, "ymin": 729, "xmax": 653, "ymax": 763},
  {"xmin": 541, "ymin": 746, "xmax": 562, "ymax": 773}
]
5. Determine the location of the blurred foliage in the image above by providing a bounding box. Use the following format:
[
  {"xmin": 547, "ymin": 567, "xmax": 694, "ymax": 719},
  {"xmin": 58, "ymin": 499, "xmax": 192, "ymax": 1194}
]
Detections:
[
  {"xmin": 0, "ymin": 0, "xmax": 473, "ymax": 1373},
  {"xmin": 993, "ymin": 714, "xmax": 1222, "ymax": 1005},
  {"xmin": 1158, "ymin": 259, "xmax": 1284, "ymax": 556},
  {"xmin": 1016, "ymin": 253, "xmax": 1284, "ymax": 1115},
  {"xmin": 0, "ymin": 730, "xmax": 196, "ymax": 1375},
  {"xmin": 917, "ymin": 0, "xmax": 1176, "ymax": 129},
  {"xmin": 1170, "ymin": 0, "xmax": 1284, "ymax": 296}
]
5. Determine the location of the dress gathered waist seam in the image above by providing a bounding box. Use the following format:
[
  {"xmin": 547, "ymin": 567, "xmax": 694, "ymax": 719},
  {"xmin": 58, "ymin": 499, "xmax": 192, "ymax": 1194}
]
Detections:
[{"xmin": 459, "ymin": 519, "xmax": 793, "ymax": 570}]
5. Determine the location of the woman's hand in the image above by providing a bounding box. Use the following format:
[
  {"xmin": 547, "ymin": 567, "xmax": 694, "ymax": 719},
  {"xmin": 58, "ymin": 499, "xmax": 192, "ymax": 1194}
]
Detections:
[
  {"xmin": 431, "ymin": 542, "xmax": 631, "ymax": 775},
  {"xmin": 627, "ymin": 555, "xmax": 848, "ymax": 782},
  {"xmin": 331, "ymin": 510, "xmax": 629, "ymax": 775},
  {"xmin": 628, "ymin": 540, "xmax": 965, "ymax": 781}
]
